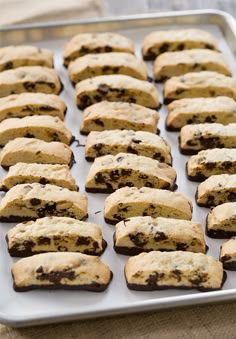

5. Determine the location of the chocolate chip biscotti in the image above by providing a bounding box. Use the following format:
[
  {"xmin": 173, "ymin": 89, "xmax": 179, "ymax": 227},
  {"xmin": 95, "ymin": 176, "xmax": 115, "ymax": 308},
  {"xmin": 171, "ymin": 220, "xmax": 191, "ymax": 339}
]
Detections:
[
  {"xmin": 187, "ymin": 148, "xmax": 236, "ymax": 182},
  {"xmin": 114, "ymin": 216, "xmax": 206, "ymax": 255},
  {"xmin": 0, "ymin": 163, "xmax": 77, "ymax": 191},
  {"xmin": 80, "ymin": 101, "xmax": 159, "ymax": 135},
  {"xmin": 220, "ymin": 238, "xmax": 236, "ymax": 270},
  {"xmin": 76, "ymin": 74, "xmax": 160, "ymax": 109},
  {"xmin": 0, "ymin": 138, "xmax": 74, "ymax": 168},
  {"xmin": 163, "ymin": 71, "xmax": 236, "ymax": 104},
  {"xmin": 85, "ymin": 153, "xmax": 176, "ymax": 193},
  {"xmin": 125, "ymin": 251, "xmax": 225, "ymax": 291},
  {"xmin": 0, "ymin": 115, "xmax": 73, "ymax": 146},
  {"xmin": 104, "ymin": 187, "xmax": 192, "ymax": 224},
  {"xmin": 68, "ymin": 52, "xmax": 149, "ymax": 84},
  {"xmin": 142, "ymin": 29, "xmax": 219, "ymax": 60},
  {"xmin": 0, "ymin": 66, "xmax": 61, "ymax": 98},
  {"xmin": 85, "ymin": 130, "xmax": 171, "ymax": 164},
  {"xmin": 0, "ymin": 183, "xmax": 88, "ymax": 222},
  {"xmin": 63, "ymin": 32, "xmax": 135, "ymax": 66},
  {"xmin": 6, "ymin": 216, "xmax": 106, "ymax": 257},
  {"xmin": 0, "ymin": 45, "xmax": 53, "ymax": 71},
  {"xmin": 206, "ymin": 202, "xmax": 236, "ymax": 238},
  {"xmin": 180, "ymin": 123, "xmax": 236, "ymax": 155},
  {"xmin": 154, "ymin": 49, "xmax": 231, "ymax": 81},
  {"xmin": 12, "ymin": 252, "xmax": 112, "ymax": 291},
  {"xmin": 166, "ymin": 97, "xmax": 236, "ymax": 131},
  {"xmin": 0, "ymin": 93, "xmax": 66, "ymax": 122},
  {"xmin": 196, "ymin": 174, "xmax": 236, "ymax": 207}
]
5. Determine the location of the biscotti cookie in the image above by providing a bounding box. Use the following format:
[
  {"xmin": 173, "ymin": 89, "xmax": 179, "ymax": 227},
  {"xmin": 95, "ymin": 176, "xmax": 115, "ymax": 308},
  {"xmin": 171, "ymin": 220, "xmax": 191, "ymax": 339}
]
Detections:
[
  {"xmin": 0, "ymin": 115, "xmax": 73, "ymax": 146},
  {"xmin": 7, "ymin": 216, "xmax": 106, "ymax": 256},
  {"xmin": 187, "ymin": 148, "xmax": 236, "ymax": 182},
  {"xmin": 125, "ymin": 251, "xmax": 225, "ymax": 291},
  {"xmin": 63, "ymin": 32, "xmax": 135, "ymax": 66},
  {"xmin": 80, "ymin": 101, "xmax": 159, "ymax": 135},
  {"xmin": 0, "ymin": 183, "xmax": 88, "ymax": 222},
  {"xmin": 0, "ymin": 138, "xmax": 74, "ymax": 168},
  {"xmin": 85, "ymin": 153, "xmax": 176, "ymax": 193},
  {"xmin": 12, "ymin": 252, "xmax": 112, "ymax": 291},
  {"xmin": 76, "ymin": 75, "xmax": 159, "ymax": 109},
  {"xmin": 206, "ymin": 202, "xmax": 236, "ymax": 238},
  {"xmin": 0, "ymin": 66, "xmax": 61, "ymax": 98},
  {"xmin": 196, "ymin": 174, "xmax": 236, "ymax": 207},
  {"xmin": 0, "ymin": 93, "xmax": 66, "ymax": 122},
  {"xmin": 180, "ymin": 123, "xmax": 236, "ymax": 155},
  {"xmin": 142, "ymin": 29, "xmax": 219, "ymax": 60},
  {"xmin": 163, "ymin": 71, "xmax": 236, "ymax": 104},
  {"xmin": 0, "ymin": 163, "xmax": 77, "ymax": 191},
  {"xmin": 68, "ymin": 52, "xmax": 149, "ymax": 83},
  {"xmin": 0, "ymin": 45, "xmax": 53, "ymax": 71},
  {"xmin": 114, "ymin": 216, "xmax": 206, "ymax": 255},
  {"xmin": 85, "ymin": 130, "xmax": 171, "ymax": 164},
  {"xmin": 154, "ymin": 49, "xmax": 231, "ymax": 81},
  {"xmin": 166, "ymin": 97, "xmax": 236, "ymax": 131},
  {"xmin": 220, "ymin": 238, "xmax": 236, "ymax": 270},
  {"xmin": 104, "ymin": 187, "xmax": 192, "ymax": 225}
]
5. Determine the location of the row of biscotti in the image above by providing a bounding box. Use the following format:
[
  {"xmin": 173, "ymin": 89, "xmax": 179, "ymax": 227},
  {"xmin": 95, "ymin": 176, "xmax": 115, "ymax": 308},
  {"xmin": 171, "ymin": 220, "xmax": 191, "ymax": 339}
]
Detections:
[{"xmin": 63, "ymin": 30, "xmax": 232, "ymax": 82}]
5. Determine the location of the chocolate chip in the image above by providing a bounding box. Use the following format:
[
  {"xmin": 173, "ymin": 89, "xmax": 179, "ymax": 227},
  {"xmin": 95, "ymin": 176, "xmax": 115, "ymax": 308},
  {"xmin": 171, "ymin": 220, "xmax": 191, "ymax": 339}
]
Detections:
[
  {"xmin": 154, "ymin": 231, "xmax": 168, "ymax": 241},
  {"xmin": 205, "ymin": 162, "xmax": 215, "ymax": 170},
  {"xmin": 176, "ymin": 242, "xmax": 188, "ymax": 250},
  {"xmin": 39, "ymin": 177, "xmax": 49, "ymax": 186},
  {"xmin": 3, "ymin": 61, "xmax": 13, "ymax": 70},
  {"xmin": 189, "ymin": 272, "xmax": 208, "ymax": 285},
  {"xmin": 38, "ymin": 236, "xmax": 51, "ymax": 245},
  {"xmin": 193, "ymin": 63, "xmax": 200, "ymax": 69},
  {"xmin": 105, "ymin": 45, "xmax": 112, "ymax": 52},
  {"xmin": 228, "ymin": 192, "xmax": 236, "ymax": 201},
  {"xmin": 210, "ymin": 90, "xmax": 215, "ymax": 96},
  {"xmin": 24, "ymin": 132, "xmax": 35, "ymax": 138},
  {"xmin": 36, "ymin": 267, "xmax": 75, "ymax": 284},
  {"xmin": 80, "ymin": 45, "xmax": 90, "ymax": 54},
  {"xmin": 159, "ymin": 43, "xmax": 170, "ymax": 53},
  {"xmin": 110, "ymin": 169, "xmax": 120, "ymax": 180},
  {"xmin": 175, "ymin": 89, "xmax": 185, "ymax": 95},
  {"xmin": 205, "ymin": 44, "xmax": 214, "ymax": 50},
  {"xmin": 116, "ymin": 156, "xmax": 124, "ymax": 162},
  {"xmin": 94, "ymin": 95, "xmax": 102, "ymax": 102},
  {"xmin": 177, "ymin": 43, "xmax": 184, "ymax": 51},
  {"xmin": 205, "ymin": 115, "xmax": 217, "ymax": 123},
  {"xmin": 139, "ymin": 174, "xmax": 148, "ymax": 179},
  {"xmin": 222, "ymin": 161, "xmax": 233, "ymax": 170},
  {"xmin": 30, "ymin": 198, "xmax": 41, "ymax": 206},
  {"xmin": 102, "ymin": 66, "xmax": 110, "ymax": 72},
  {"xmin": 24, "ymin": 82, "xmax": 36, "ymax": 91},
  {"xmin": 121, "ymin": 169, "xmax": 132, "ymax": 176},
  {"xmin": 145, "ymin": 182, "xmax": 154, "ymax": 188},
  {"xmin": 171, "ymin": 269, "xmax": 182, "ymax": 282},
  {"xmin": 39, "ymin": 106, "xmax": 55, "ymax": 112},
  {"xmin": 95, "ymin": 173, "xmax": 106, "ymax": 183},
  {"xmin": 113, "ymin": 67, "xmax": 120, "ymax": 73},
  {"xmin": 145, "ymin": 272, "xmax": 164, "ymax": 287},
  {"xmin": 129, "ymin": 232, "xmax": 148, "ymax": 246},
  {"xmin": 80, "ymin": 95, "xmax": 92, "ymax": 108},
  {"xmin": 94, "ymin": 119, "xmax": 104, "ymax": 127},
  {"xmin": 153, "ymin": 153, "xmax": 165, "ymax": 162},
  {"xmin": 128, "ymin": 97, "xmax": 136, "ymax": 103},
  {"xmin": 94, "ymin": 143, "xmax": 104, "ymax": 152}
]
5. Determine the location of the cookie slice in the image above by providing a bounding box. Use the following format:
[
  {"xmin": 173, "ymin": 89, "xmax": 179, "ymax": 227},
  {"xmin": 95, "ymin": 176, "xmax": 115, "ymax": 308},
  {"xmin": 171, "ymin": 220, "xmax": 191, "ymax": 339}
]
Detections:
[
  {"xmin": 6, "ymin": 216, "xmax": 106, "ymax": 257},
  {"xmin": 80, "ymin": 101, "xmax": 159, "ymax": 135},
  {"xmin": 154, "ymin": 49, "xmax": 231, "ymax": 81},
  {"xmin": 0, "ymin": 138, "xmax": 74, "ymax": 168},
  {"xmin": 163, "ymin": 71, "xmax": 236, "ymax": 104},
  {"xmin": 0, "ymin": 93, "xmax": 66, "ymax": 122},
  {"xmin": 104, "ymin": 187, "xmax": 192, "ymax": 225},
  {"xmin": 125, "ymin": 251, "xmax": 225, "ymax": 291},
  {"xmin": 85, "ymin": 153, "xmax": 176, "ymax": 193},
  {"xmin": 187, "ymin": 148, "xmax": 236, "ymax": 182},
  {"xmin": 0, "ymin": 163, "xmax": 77, "ymax": 191},
  {"xmin": 180, "ymin": 123, "xmax": 236, "ymax": 155},
  {"xmin": 75, "ymin": 74, "xmax": 159, "ymax": 109},
  {"xmin": 0, "ymin": 45, "xmax": 53, "ymax": 71},
  {"xmin": 114, "ymin": 216, "xmax": 206, "ymax": 255},
  {"xmin": 12, "ymin": 252, "xmax": 112, "ymax": 291},
  {"xmin": 0, "ymin": 115, "xmax": 73, "ymax": 146},
  {"xmin": 196, "ymin": 174, "xmax": 236, "ymax": 207},
  {"xmin": 0, "ymin": 66, "xmax": 61, "ymax": 98},
  {"xmin": 166, "ymin": 97, "xmax": 236, "ymax": 131},
  {"xmin": 0, "ymin": 183, "xmax": 88, "ymax": 222},
  {"xmin": 68, "ymin": 52, "xmax": 149, "ymax": 83},
  {"xmin": 206, "ymin": 202, "xmax": 236, "ymax": 238},
  {"xmin": 220, "ymin": 238, "xmax": 236, "ymax": 270},
  {"xmin": 85, "ymin": 130, "xmax": 171, "ymax": 164},
  {"xmin": 63, "ymin": 32, "xmax": 135, "ymax": 66},
  {"xmin": 142, "ymin": 29, "xmax": 219, "ymax": 60}
]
